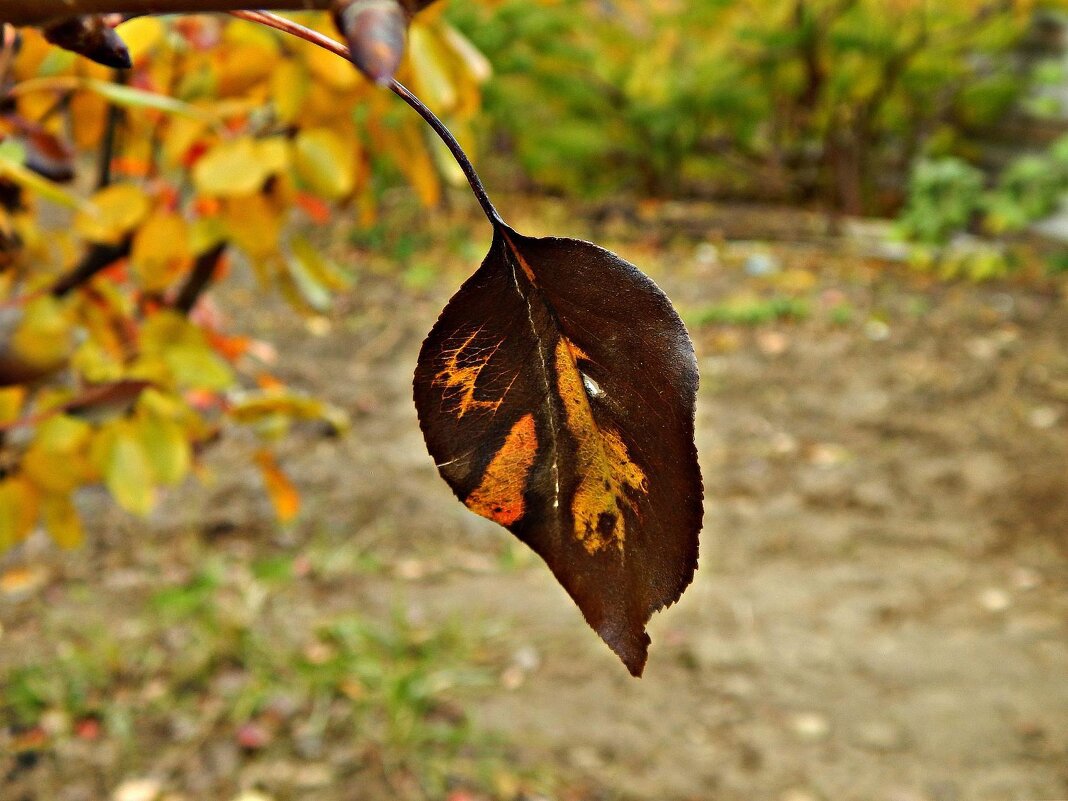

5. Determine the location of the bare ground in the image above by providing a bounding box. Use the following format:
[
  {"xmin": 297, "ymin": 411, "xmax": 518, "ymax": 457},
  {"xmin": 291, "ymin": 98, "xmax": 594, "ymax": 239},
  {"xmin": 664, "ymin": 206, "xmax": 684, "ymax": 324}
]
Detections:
[{"xmin": 2, "ymin": 200, "xmax": 1067, "ymax": 801}]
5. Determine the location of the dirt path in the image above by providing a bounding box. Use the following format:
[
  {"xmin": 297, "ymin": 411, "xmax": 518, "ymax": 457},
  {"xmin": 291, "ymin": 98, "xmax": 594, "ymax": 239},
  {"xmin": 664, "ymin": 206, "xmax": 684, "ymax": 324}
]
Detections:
[{"xmin": 2, "ymin": 202, "xmax": 1066, "ymax": 801}]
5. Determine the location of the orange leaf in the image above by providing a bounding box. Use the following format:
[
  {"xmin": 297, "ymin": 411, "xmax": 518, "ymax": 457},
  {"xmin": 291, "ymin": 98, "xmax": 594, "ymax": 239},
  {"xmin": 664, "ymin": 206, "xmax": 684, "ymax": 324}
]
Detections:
[
  {"xmin": 255, "ymin": 449, "xmax": 300, "ymax": 523},
  {"xmin": 294, "ymin": 192, "xmax": 331, "ymax": 224}
]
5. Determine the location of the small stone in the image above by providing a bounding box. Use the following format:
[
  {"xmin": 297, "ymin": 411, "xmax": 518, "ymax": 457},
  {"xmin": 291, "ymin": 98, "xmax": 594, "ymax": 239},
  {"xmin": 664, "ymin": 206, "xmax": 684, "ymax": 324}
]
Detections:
[
  {"xmin": 722, "ymin": 674, "xmax": 757, "ymax": 699},
  {"xmin": 790, "ymin": 712, "xmax": 830, "ymax": 741},
  {"xmin": 500, "ymin": 665, "xmax": 525, "ymax": 690},
  {"xmin": 0, "ymin": 566, "xmax": 50, "ymax": 597},
  {"xmin": 853, "ymin": 479, "xmax": 895, "ymax": 510},
  {"xmin": 808, "ymin": 443, "xmax": 851, "ymax": 467},
  {"xmin": 513, "ymin": 645, "xmax": 540, "ymax": 672},
  {"xmin": 855, "ymin": 720, "xmax": 907, "ymax": 752},
  {"xmin": 1029, "ymin": 406, "xmax": 1060, "ymax": 429},
  {"xmin": 113, "ymin": 778, "xmax": 162, "ymax": 801},
  {"xmin": 304, "ymin": 316, "xmax": 331, "ymax": 337},
  {"xmin": 884, "ymin": 790, "xmax": 930, "ymax": 801},
  {"xmin": 864, "ymin": 319, "xmax": 891, "ymax": 341},
  {"xmin": 979, "ymin": 587, "xmax": 1011, "ymax": 612},
  {"xmin": 770, "ymin": 431, "xmax": 799, "ymax": 455},
  {"xmin": 744, "ymin": 252, "xmax": 781, "ymax": 276},
  {"xmin": 40, "ymin": 709, "xmax": 70, "ymax": 736},
  {"xmin": 293, "ymin": 764, "xmax": 332, "ymax": 788},
  {"xmin": 393, "ymin": 559, "xmax": 425, "ymax": 580},
  {"xmin": 757, "ymin": 330, "xmax": 789, "ymax": 356},
  {"xmin": 1011, "ymin": 567, "xmax": 1040, "ymax": 591},
  {"xmin": 568, "ymin": 745, "xmax": 603, "ymax": 769},
  {"xmin": 965, "ymin": 337, "xmax": 999, "ymax": 361},
  {"xmin": 695, "ymin": 242, "xmax": 720, "ymax": 268}
]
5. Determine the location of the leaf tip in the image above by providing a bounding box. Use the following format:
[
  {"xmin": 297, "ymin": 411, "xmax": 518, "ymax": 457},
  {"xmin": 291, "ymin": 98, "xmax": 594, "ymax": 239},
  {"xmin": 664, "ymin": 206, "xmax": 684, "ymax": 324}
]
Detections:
[
  {"xmin": 333, "ymin": 0, "xmax": 408, "ymax": 85},
  {"xmin": 610, "ymin": 629, "xmax": 650, "ymax": 678}
]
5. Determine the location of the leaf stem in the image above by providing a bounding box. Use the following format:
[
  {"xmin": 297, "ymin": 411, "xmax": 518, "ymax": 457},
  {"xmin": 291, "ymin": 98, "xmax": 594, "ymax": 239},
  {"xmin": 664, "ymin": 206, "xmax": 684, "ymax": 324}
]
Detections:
[
  {"xmin": 386, "ymin": 80, "xmax": 500, "ymax": 225},
  {"xmin": 230, "ymin": 10, "xmax": 501, "ymax": 225}
]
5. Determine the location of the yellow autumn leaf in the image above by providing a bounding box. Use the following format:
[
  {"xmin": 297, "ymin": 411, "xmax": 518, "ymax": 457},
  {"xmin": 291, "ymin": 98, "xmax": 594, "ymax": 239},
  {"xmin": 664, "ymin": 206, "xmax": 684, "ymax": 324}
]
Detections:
[
  {"xmin": 98, "ymin": 422, "xmax": 156, "ymax": 516},
  {"xmin": 162, "ymin": 116, "xmax": 208, "ymax": 167},
  {"xmin": 41, "ymin": 493, "xmax": 84, "ymax": 549},
  {"xmin": 192, "ymin": 137, "xmax": 273, "ymax": 197},
  {"xmin": 304, "ymin": 40, "xmax": 360, "ymax": 91},
  {"xmin": 230, "ymin": 387, "xmax": 350, "ymax": 433},
  {"xmin": 0, "ymin": 477, "xmax": 40, "ymax": 551},
  {"xmin": 408, "ymin": 23, "xmax": 459, "ymax": 112},
  {"xmin": 117, "ymin": 16, "xmax": 166, "ymax": 64},
  {"xmin": 256, "ymin": 137, "xmax": 291, "ymax": 175},
  {"xmin": 291, "ymin": 235, "xmax": 353, "ymax": 291},
  {"xmin": 69, "ymin": 91, "xmax": 108, "ymax": 151},
  {"xmin": 0, "ymin": 386, "xmax": 26, "ymax": 426},
  {"xmin": 136, "ymin": 412, "xmax": 191, "ymax": 486},
  {"xmin": 12, "ymin": 28, "xmax": 50, "ymax": 81},
  {"xmin": 440, "ymin": 23, "xmax": 492, "ymax": 85},
  {"xmin": 380, "ymin": 119, "xmax": 441, "ymax": 206},
  {"xmin": 294, "ymin": 127, "xmax": 355, "ymax": 200},
  {"xmin": 220, "ymin": 194, "xmax": 282, "ymax": 259},
  {"xmin": 22, "ymin": 415, "xmax": 97, "ymax": 494},
  {"xmin": 75, "ymin": 183, "xmax": 150, "ymax": 244},
  {"xmin": 139, "ymin": 311, "xmax": 234, "ymax": 391},
  {"xmin": 255, "ymin": 448, "xmax": 300, "ymax": 523},
  {"xmin": 131, "ymin": 210, "xmax": 191, "ymax": 291},
  {"xmin": 214, "ymin": 43, "xmax": 280, "ymax": 96},
  {"xmin": 10, "ymin": 295, "xmax": 74, "ymax": 372},
  {"xmin": 189, "ymin": 216, "xmax": 227, "ymax": 255},
  {"xmin": 270, "ymin": 59, "xmax": 308, "ymax": 125}
]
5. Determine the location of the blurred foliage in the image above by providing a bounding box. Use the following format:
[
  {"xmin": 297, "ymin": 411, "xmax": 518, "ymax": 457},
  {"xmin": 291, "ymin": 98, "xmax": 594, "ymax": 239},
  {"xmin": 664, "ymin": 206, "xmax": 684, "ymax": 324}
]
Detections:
[
  {"xmin": 449, "ymin": 0, "xmax": 1068, "ymax": 214},
  {"xmin": 0, "ymin": 549, "xmax": 507, "ymax": 797},
  {"xmin": 898, "ymin": 132, "xmax": 1068, "ymax": 276},
  {"xmin": 0, "ymin": 10, "xmax": 488, "ymax": 552}
]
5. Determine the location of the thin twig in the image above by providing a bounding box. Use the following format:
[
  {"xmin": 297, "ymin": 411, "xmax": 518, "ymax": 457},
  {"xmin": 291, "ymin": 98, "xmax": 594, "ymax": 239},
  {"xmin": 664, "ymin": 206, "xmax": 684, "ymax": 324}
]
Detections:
[
  {"xmin": 2, "ymin": 2, "xmax": 330, "ymax": 27},
  {"xmin": 50, "ymin": 239, "xmax": 130, "ymax": 297},
  {"xmin": 174, "ymin": 242, "xmax": 226, "ymax": 313},
  {"xmin": 96, "ymin": 70, "xmax": 126, "ymax": 189}
]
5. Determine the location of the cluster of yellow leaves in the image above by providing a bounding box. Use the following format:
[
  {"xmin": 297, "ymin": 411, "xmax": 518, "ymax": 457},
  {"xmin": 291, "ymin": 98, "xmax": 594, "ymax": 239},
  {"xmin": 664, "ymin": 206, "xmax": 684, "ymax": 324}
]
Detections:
[{"xmin": 0, "ymin": 7, "xmax": 487, "ymax": 551}]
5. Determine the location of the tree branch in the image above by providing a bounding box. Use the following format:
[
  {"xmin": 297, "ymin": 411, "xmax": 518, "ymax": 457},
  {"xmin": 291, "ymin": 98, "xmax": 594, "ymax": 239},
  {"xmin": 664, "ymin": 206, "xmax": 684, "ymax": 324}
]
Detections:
[
  {"xmin": 50, "ymin": 239, "xmax": 130, "ymax": 297},
  {"xmin": 1, "ymin": 1, "xmax": 329, "ymax": 27},
  {"xmin": 174, "ymin": 243, "xmax": 225, "ymax": 314}
]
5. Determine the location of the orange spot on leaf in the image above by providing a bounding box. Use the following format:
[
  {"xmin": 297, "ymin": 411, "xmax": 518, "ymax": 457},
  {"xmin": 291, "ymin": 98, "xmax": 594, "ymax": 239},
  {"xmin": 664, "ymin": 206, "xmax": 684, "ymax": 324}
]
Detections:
[
  {"xmin": 432, "ymin": 328, "xmax": 505, "ymax": 419},
  {"xmin": 465, "ymin": 413, "xmax": 537, "ymax": 526}
]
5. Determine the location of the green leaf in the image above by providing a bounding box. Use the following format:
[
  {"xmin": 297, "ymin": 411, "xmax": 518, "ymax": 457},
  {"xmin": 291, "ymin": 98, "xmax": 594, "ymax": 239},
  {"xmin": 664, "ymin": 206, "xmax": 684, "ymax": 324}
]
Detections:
[{"xmin": 14, "ymin": 76, "xmax": 219, "ymax": 124}]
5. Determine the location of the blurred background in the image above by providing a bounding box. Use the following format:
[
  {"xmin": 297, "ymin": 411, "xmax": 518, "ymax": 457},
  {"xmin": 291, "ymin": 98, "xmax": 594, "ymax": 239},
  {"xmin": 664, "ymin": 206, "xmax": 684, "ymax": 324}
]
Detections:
[{"xmin": 1, "ymin": 1, "xmax": 1067, "ymax": 800}]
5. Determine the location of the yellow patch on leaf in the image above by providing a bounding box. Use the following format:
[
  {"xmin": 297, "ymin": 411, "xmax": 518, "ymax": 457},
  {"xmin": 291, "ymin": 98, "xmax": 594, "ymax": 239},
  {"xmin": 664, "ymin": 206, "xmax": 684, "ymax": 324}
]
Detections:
[
  {"xmin": 554, "ymin": 338, "xmax": 647, "ymax": 554},
  {"xmin": 465, "ymin": 413, "xmax": 537, "ymax": 526}
]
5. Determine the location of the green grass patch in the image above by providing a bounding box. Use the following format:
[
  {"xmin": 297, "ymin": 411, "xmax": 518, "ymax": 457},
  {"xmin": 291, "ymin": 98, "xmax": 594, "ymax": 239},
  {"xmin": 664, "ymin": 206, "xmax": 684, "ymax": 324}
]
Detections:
[{"xmin": 689, "ymin": 295, "xmax": 810, "ymax": 326}]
